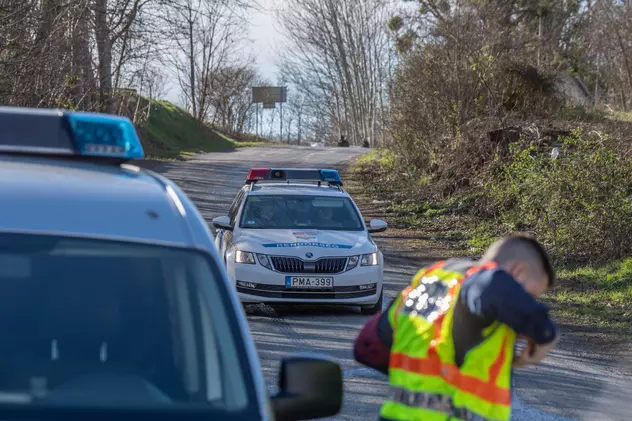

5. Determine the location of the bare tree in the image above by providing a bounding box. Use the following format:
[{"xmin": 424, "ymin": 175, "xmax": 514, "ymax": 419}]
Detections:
[
  {"xmin": 8, "ymin": 0, "xmax": 632, "ymax": 139},
  {"xmin": 207, "ymin": 64, "xmax": 260, "ymax": 133},
  {"xmin": 583, "ymin": 0, "xmax": 632, "ymax": 110},
  {"xmin": 94, "ymin": 0, "xmax": 152, "ymax": 112},
  {"xmin": 163, "ymin": 0, "xmax": 251, "ymax": 120},
  {"xmin": 277, "ymin": 0, "xmax": 395, "ymax": 146}
]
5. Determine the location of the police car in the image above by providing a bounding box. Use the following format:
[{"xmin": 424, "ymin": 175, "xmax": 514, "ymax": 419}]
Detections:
[
  {"xmin": 0, "ymin": 107, "xmax": 342, "ymax": 421},
  {"xmin": 212, "ymin": 168, "xmax": 388, "ymax": 314}
]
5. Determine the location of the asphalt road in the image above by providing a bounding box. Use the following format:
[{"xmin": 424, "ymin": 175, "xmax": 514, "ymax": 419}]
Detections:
[{"xmin": 150, "ymin": 145, "xmax": 632, "ymax": 421}]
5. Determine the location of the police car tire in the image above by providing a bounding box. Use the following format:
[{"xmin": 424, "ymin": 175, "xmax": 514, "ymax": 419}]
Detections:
[{"xmin": 361, "ymin": 287, "xmax": 383, "ymax": 315}]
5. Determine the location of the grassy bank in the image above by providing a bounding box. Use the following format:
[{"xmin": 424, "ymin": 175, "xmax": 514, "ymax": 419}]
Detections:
[
  {"xmin": 350, "ymin": 150, "xmax": 632, "ymax": 339},
  {"xmin": 551, "ymin": 261, "xmax": 632, "ymax": 335},
  {"xmin": 136, "ymin": 99, "xmax": 266, "ymax": 160}
]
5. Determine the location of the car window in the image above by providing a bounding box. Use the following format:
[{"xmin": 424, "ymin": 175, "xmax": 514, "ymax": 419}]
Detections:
[
  {"xmin": 239, "ymin": 195, "xmax": 364, "ymax": 231},
  {"xmin": 228, "ymin": 188, "xmax": 246, "ymax": 226},
  {"xmin": 0, "ymin": 233, "xmax": 257, "ymax": 415}
]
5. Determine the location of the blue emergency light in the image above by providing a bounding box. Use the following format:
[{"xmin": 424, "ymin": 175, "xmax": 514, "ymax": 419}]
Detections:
[
  {"xmin": 319, "ymin": 169, "xmax": 341, "ymax": 183},
  {"xmin": 0, "ymin": 106, "xmax": 144, "ymax": 161},
  {"xmin": 246, "ymin": 168, "xmax": 343, "ymax": 186},
  {"xmin": 66, "ymin": 113, "xmax": 144, "ymax": 159}
]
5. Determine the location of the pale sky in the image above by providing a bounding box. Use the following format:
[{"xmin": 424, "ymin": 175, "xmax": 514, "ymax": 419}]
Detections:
[
  {"xmin": 164, "ymin": 0, "xmax": 282, "ymax": 105},
  {"xmin": 249, "ymin": 0, "xmax": 284, "ymax": 82}
]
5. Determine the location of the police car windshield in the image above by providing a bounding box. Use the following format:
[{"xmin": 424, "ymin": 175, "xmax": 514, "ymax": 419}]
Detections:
[
  {"xmin": 239, "ymin": 195, "xmax": 364, "ymax": 231},
  {"xmin": 0, "ymin": 233, "xmax": 257, "ymax": 416}
]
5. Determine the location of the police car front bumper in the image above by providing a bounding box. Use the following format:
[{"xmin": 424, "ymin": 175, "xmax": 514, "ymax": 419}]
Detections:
[{"xmin": 229, "ymin": 261, "xmax": 383, "ymax": 305}]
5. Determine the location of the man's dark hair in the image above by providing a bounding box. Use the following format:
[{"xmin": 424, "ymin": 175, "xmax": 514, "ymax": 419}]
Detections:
[
  {"xmin": 482, "ymin": 234, "xmax": 556, "ymax": 287},
  {"xmin": 512, "ymin": 235, "xmax": 555, "ymax": 286}
]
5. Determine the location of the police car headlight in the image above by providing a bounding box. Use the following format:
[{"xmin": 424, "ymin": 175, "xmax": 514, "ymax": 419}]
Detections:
[
  {"xmin": 235, "ymin": 250, "xmax": 255, "ymax": 264},
  {"xmin": 257, "ymin": 254, "xmax": 272, "ymax": 269},
  {"xmin": 346, "ymin": 255, "xmax": 360, "ymax": 270},
  {"xmin": 361, "ymin": 252, "xmax": 378, "ymax": 266}
]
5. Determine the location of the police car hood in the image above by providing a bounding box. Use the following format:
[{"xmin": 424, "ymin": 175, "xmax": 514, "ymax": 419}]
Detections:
[{"xmin": 236, "ymin": 229, "xmax": 374, "ymax": 256}]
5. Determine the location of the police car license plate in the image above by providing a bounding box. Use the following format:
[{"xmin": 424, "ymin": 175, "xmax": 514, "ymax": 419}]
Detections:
[{"xmin": 285, "ymin": 276, "xmax": 334, "ymax": 288}]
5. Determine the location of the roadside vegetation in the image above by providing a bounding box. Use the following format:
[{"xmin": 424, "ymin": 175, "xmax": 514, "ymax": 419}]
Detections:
[
  {"xmin": 351, "ymin": 1, "xmax": 632, "ymax": 338},
  {"xmin": 2, "ymin": 0, "xmax": 631, "ymax": 336},
  {"xmin": 136, "ymin": 98, "xmax": 267, "ymax": 160},
  {"xmin": 0, "ymin": 0, "xmax": 283, "ymax": 153}
]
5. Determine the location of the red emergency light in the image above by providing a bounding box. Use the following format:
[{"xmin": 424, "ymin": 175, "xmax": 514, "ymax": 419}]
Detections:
[{"xmin": 246, "ymin": 168, "xmax": 270, "ymax": 182}]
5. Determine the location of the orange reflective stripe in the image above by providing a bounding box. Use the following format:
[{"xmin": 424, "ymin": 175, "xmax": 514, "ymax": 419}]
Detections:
[
  {"xmin": 487, "ymin": 335, "xmax": 507, "ymax": 382},
  {"xmin": 390, "ymin": 350, "xmax": 511, "ymax": 406},
  {"xmin": 465, "ymin": 261, "xmax": 498, "ymax": 277}
]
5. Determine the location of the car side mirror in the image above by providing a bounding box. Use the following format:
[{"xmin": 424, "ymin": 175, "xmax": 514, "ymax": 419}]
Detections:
[
  {"xmin": 212, "ymin": 215, "xmax": 233, "ymax": 231},
  {"xmin": 271, "ymin": 354, "xmax": 343, "ymax": 421},
  {"xmin": 367, "ymin": 219, "xmax": 388, "ymax": 233}
]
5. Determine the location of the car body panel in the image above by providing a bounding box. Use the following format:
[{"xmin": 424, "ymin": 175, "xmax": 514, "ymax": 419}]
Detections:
[
  {"xmin": 0, "ymin": 154, "xmax": 272, "ymax": 421},
  {"xmin": 232, "ymin": 229, "xmax": 374, "ymax": 255},
  {"xmin": 0, "ymin": 156, "xmax": 192, "ymax": 245}
]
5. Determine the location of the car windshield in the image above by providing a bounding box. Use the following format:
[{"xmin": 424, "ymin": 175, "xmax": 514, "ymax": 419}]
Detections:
[
  {"xmin": 0, "ymin": 233, "xmax": 257, "ymax": 416},
  {"xmin": 239, "ymin": 195, "xmax": 364, "ymax": 231}
]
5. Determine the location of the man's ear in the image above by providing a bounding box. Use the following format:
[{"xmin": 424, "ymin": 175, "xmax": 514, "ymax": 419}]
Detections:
[{"xmin": 504, "ymin": 260, "xmax": 529, "ymax": 280}]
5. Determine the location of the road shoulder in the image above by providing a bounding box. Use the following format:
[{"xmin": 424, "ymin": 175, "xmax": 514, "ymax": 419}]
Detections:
[{"xmin": 345, "ymin": 175, "xmax": 632, "ymax": 421}]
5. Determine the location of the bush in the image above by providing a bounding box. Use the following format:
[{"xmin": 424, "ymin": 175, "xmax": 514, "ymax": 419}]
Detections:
[{"xmin": 486, "ymin": 130, "xmax": 632, "ymax": 263}]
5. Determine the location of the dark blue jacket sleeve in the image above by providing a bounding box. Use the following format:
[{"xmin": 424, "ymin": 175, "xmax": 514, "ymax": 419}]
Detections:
[{"xmin": 459, "ymin": 269, "xmax": 557, "ymax": 345}]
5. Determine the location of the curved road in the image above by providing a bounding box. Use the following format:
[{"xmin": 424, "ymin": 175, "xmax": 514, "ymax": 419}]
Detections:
[{"xmin": 149, "ymin": 145, "xmax": 631, "ymax": 421}]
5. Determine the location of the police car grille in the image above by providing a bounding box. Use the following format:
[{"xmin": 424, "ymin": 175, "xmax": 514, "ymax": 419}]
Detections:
[
  {"xmin": 236, "ymin": 282, "xmax": 377, "ymax": 299},
  {"xmin": 270, "ymin": 257, "xmax": 347, "ymax": 274}
]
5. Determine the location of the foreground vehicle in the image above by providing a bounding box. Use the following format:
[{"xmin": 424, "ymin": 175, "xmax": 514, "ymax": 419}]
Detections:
[
  {"xmin": 212, "ymin": 168, "xmax": 388, "ymax": 314},
  {"xmin": 0, "ymin": 107, "xmax": 342, "ymax": 421}
]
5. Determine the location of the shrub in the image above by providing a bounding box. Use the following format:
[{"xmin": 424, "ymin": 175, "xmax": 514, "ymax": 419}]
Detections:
[{"xmin": 486, "ymin": 130, "xmax": 632, "ymax": 263}]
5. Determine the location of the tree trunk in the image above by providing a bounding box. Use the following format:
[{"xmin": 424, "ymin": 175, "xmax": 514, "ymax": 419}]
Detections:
[
  {"xmin": 94, "ymin": 0, "xmax": 113, "ymax": 113},
  {"xmin": 188, "ymin": 8, "xmax": 197, "ymax": 119},
  {"xmin": 72, "ymin": 6, "xmax": 95, "ymax": 110}
]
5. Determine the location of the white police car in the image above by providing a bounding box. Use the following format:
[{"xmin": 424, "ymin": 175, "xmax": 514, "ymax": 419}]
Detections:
[
  {"xmin": 0, "ymin": 107, "xmax": 342, "ymax": 421},
  {"xmin": 212, "ymin": 168, "xmax": 388, "ymax": 314}
]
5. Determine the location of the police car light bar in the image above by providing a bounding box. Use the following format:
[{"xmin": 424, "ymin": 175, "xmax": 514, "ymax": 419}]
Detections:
[
  {"xmin": 0, "ymin": 106, "xmax": 144, "ymax": 161},
  {"xmin": 247, "ymin": 168, "xmax": 270, "ymax": 181},
  {"xmin": 245, "ymin": 168, "xmax": 343, "ymax": 185}
]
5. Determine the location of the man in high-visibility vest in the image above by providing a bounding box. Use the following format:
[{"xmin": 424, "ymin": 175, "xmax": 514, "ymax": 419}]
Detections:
[{"xmin": 354, "ymin": 234, "xmax": 559, "ymax": 421}]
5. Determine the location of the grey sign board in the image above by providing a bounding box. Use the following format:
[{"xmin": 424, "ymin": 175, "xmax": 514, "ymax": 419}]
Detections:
[{"xmin": 252, "ymin": 86, "xmax": 287, "ymax": 104}]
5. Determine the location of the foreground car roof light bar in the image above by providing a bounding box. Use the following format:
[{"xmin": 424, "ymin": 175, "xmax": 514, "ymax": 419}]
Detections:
[{"xmin": 0, "ymin": 106, "xmax": 145, "ymax": 162}]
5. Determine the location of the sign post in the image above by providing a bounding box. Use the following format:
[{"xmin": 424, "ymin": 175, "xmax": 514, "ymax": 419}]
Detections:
[{"xmin": 252, "ymin": 86, "xmax": 288, "ymax": 141}]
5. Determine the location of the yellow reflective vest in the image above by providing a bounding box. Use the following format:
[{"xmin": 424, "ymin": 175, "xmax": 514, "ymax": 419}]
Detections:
[{"xmin": 379, "ymin": 260, "xmax": 516, "ymax": 421}]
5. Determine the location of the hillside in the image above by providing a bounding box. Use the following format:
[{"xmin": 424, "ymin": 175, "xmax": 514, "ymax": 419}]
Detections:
[
  {"xmin": 132, "ymin": 98, "xmax": 265, "ymax": 160},
  {"xmin": 351, "ymin": 107, "xmax": 632, "ymax": 339}
]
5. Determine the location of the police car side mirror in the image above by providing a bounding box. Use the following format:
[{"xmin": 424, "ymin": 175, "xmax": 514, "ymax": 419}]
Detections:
[
  {"xmin": 212, "ymin": 215, "xmax": 233, "ymax": 231},
  {"xmin": 271, "ymin": 354, "xmax": 343, "ymax": 421},
  {"xmin": 368, "ymin": 219, "xmax": 388, "ymax": 233}
]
